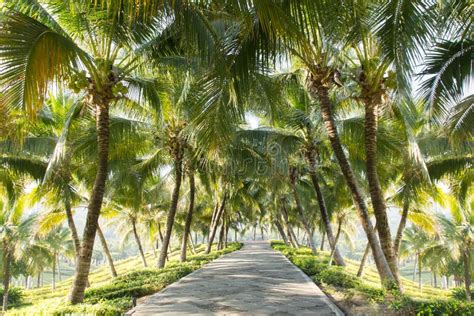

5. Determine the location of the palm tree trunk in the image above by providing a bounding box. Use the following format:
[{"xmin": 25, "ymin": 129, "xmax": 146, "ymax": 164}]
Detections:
[
  {"xmin": 132, "ymin": 219, "xmax": 147, "ymax": 267},
  {"xmin": 52, "ymin": 253, "xmax": 56, "ymax": 290},
  {"xmin": 418, "ymin": 253, "xmax": 422, "ymax": 290},
  {"xmin": 280, "ymin": 201, "xmax": 299, "ymax": 247},
  {"xmin": 433, "ymin": 271, "xmax": 437, "ymax": 288},
  {"xmin": 462, "ymin": 247, "xmax": 471, "ymax": 301},
  {"xmin": 218, "ymin": 218, "xmax": 225, "ymax": 250},
  {"xmin": 305, "ymin": 148, "xmax": 345, "ymax": 265},
  {"xmin": 97, "ymin": 224, "xmax": 117, "ymax": 277},
  {"xmin": 274, "ymin": 219, "xmax": 289, "ymax": 245},
  {"xmin": 328, "ymin": 220, "xmax": 343, "ymax": 266},
  {"xmin": 188, "ymin": 234, "xmax": 196, "ymax": 254},
  {"xmin": 357, "ymin": 241, "xmax": 371, "ymax": 277},
  {"xmin": 394, "ymin": 200, "xmax": 409, "ymax": 259},
  {"xmin": 320, "ymin": 231, "xmax": 325, "ymax": 251},
  {"xmin": 68, "ymin": 102, "xmax": 109, "ymax": 304},
  {"xmin": 36, "ymin": 273, "xmax": 40, "ymax": 288},
  {"xmin": 57, "ymin": 255, "xmax": 62, "ymax": 282},
  {"xmin": 65, "ymin": 198, "xmax": 81, "ymax": 259},
  {"xmin": 307, "ymin": 78, "xmax": 395, "ymax": 286},
  {"xmin": 157, "ymin": 153, "xmax": 183, "ymax": 268},
  {"xmin": 364, "ymin": 98, "xmax": 400, "ymax": 285},
  {"xmin": 206, "ymin": 194, "xmax": 227, "ymax": 254},
  {"xmin": 2, "ymin": 243, "xmax": 11, "ymax": 311},
  {"xmin": 180, "ymin": 169, "xmax": 195, "ymax": 262},
  {"xmin": 289, "ymin": 168, "xmax": 317, "ymax": 255}
]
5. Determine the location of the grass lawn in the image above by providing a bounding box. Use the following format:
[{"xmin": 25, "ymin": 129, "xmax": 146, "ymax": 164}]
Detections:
[{"xmin": 7, "ymin": 243, "xmax": 240, "ymax": 315}]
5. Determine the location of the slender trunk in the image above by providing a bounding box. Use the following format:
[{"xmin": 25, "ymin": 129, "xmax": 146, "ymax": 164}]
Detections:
[
  {"xmin": 253, "ymin": 224, "xmax": 256, "ymax": 241},
  {"xmin": 418, "ymin": 253, "xmax": 422, "ymax": 290},
  {"xmin": 57, "ymin": 256, "xmax": 62, "ymax": 282},
  {"xmin": 206, "ymin": 195, "xmax": 227, "ymax": 254},
  {"xmin": 306, "ymin": 149, "xmax": 345, "ymax": 265},
  {"xmin": 281, "ymin": 202, "xmax": 299, "ymax": 247},
  {"xmin": 132, "ymin": 219, "xmax": 147, "ymax": 267},
  {"xmin": 394, "ymin": 200, "xmax": 409, "ymax": 259},
  {"xmin": 307, "ymin": 78, "xmax": 395, "ymax": 286},
  {"xmin": 289, "ymin": 168, "xmax": 317, "ymax": 255},
  {"xmin": 37, "ymin": 273, "xmax": 40, "ymax": 288},
  {"xmin": 320, "ymin": 231, "xmax": 325, "ymax": 251},
  {"xmin": 274, "ymin": 220, "xmax": 289, "ymax": 245},
  {"xmin": 2, "ymin": 243, "xmax": 11, "ymax": 311},
  {"xmin": 433, "ymin": 271, "xmax": 437, "ymax": 288},
  {"xmin": 462, "ymin": 247, "xmax": 472, "ymax": 301},
  {"xmin": 189, "ymin": 233, "xmax": 196, "ymax": 254},
  {"xmin": 260, "ymin": 225, "xmax": 264, "ymax": 240},
  {"xmin": 413, "ymin": 256, "xmax": 417, "ymax": 281},
  {"xmin": 68, "ymin": 102, "xmax": 109, "ymax": 304},
  {"xmin": 364, "ymin": 94, "xmax": 400, "ymax": 285},
  {"xmin": 225, "ymin": 222, "xmax": 230, "ymax": 248},
  {"xmin": 328, "ymin": 220, "xmax": 343, "ymax": 266},
  {"xmin": 97, "ymin": 224, "xmax": 117, "ymax": 277},
  {"xmin": 157, "ymin": 223, "xmax": 164, "ymax": 243},
  {"xmin": 157, "ymin": 152, "xmax": 183, "ymax": 268},
  {"xmin": 218, "ymin": 218, "xmax": 225, "ymax": 250},
  {"xmin": 65, "ymin": 198, "xmax": 81, "ymax": 260},
  {"xmin": 52, "ymin": 253, "xmax": 56, "ymax": 290},
  {"xmin": 180, "ymin": 169, "xmax": 195, "ymax": 262},
  {"xmin": 357, "ymin": 241, "xmax": 371, "ymax": 277}
]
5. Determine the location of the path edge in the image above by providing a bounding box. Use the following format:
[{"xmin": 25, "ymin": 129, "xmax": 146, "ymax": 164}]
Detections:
[
  {"xmin": 272, "ymin": 241, "xmax": 345, "ymax": 316},
  {"xmin": 125, "ymin": 245, "xmax": 243, "ymax": 315}
]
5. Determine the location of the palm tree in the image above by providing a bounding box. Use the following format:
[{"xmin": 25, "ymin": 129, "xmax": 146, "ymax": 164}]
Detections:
[
  {"xmin": 39, "ymin": 227, "xmax": 74, "ymax": 290},
  {"xmin": 0, "ymin": 1, "xmax": 166, "ymax": 303},
  {"xmin": 0, "ymin": 185, "xmax": 37, "ymax": 311}
]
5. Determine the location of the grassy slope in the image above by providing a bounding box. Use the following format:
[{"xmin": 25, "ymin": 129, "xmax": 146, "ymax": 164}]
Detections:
[
  {"xmin": 19, "ymin": 243, "xmax": 212, "ymax": 305},
  {"xmin": 283, "ymin": 245, "xmax": 449, "ymax": 300}
]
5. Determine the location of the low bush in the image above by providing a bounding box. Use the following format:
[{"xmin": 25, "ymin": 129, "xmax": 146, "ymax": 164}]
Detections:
[
  {"xmin": 6, "ymin": 242, "xmax": 242, "ymax": 315},
  {"xmin": 451, "ymin": 286, "xmax": 474, "ymax": 301},
  {"xmin": 271, "ymin": 242, "xmax": 474, "ymax": 316},
  {"xmin": 0, "ymin": 287, "xmax": 24, "ymax": 307}
]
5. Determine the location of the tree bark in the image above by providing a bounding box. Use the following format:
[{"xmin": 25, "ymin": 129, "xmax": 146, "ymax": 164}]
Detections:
[
  {"xmin": 413, "ymin": 256, "xmax": 417, "ymax": 281},
  {"xmin": 157, "ymin": 152, "xmax": 183, "ymax": 268},
  {"xmin": 206, "ymin": 194, "xmax": 227, "ymax": 254},
  {"xmin": 394, "ymin": 200, "xmax": 409, "ymax": 259},
  {"xmin": 218, "ymin": 217, "xmax": 225, "ymax": 250},
  {"xmin": 364, "ymin": 97, "xmax": 400, "ymax": 285},
  {"xmin": 180, "ymin": 169, "xmax": 195, "ymax": 262},
  {"xmin": 2, "ymin": 243, "xmax": 11, "ymax": 311},
  {"xmin": 274, "ymin": 220, "xmax": 289, "ymax": 245},
  {"xmin": 97, "ymin": 224, "xmax": 117, "ymax": 277},
  {"xmin": 65, "ymin": 198, "xmax": 81, "ymax": 260},
  {"xmin": 131, "ymin": 219, "xmax": 147, "ymax": 267},
  {"xmin": 307, "ymin": 77, "xmax": 395, "ymax": 286},
  {"xmin": 52, "ymin": 253, "xmax": 56, "ymax": 290},
  {"xmin": 418, "ymin": 253, "xmax": 422, "ymax": 290},
  {"xmin": 289, "ymin": 167, "xmax": 317, "ymax": 255},
  {"xmin": 328, "ymin": 220, "xmax": 343, "ymax": 266},
  {"xmin": 357, "ymin": 241, "xmax": 371, "ymax": 277},
  {"xmin": 305, "ymin": 147, "xmax": 345, "ymax": 265},
  {"xmin": 68, "ymin": 102, "xmax": 109, "ymax": 304},
  {"xmin": 462, "ymin": 247, "xmax": 472, "ymax": 301},
  {"xmin": 320, "ymin": 231, "xmax": 325, "ymax": 251},
  {"xmin": 57, "ymin": 255, "xmax": 62, "ymax": 282},
  {"xmin": 280, "ymin": 201, "xmax": 299, "ymax": 247}
]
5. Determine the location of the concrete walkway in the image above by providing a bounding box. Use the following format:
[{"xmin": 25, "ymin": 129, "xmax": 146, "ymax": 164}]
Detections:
[{"xmin": 127, "ymin": 241, "xmax": 343, "ymax": 315}]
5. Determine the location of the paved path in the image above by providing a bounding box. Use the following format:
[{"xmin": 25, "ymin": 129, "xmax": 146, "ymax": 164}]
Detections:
[{"xmin": 127, "ymin": 241, "xmax": 343, "ymax": 315}]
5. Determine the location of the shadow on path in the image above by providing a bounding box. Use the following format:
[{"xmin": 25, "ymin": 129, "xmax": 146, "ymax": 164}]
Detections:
[{"xmin": 127, "ymin": 241, "xmax": 343, "ymax": 315}]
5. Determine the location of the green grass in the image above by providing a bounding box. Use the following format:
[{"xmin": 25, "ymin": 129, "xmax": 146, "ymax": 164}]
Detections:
[
  {"xmin": 7, "ymin": 243, "xmax": 242, "ymax": 315},
  {"xmin": 271, "ymin": 241, "xmax": 474, "ymax": 315}
]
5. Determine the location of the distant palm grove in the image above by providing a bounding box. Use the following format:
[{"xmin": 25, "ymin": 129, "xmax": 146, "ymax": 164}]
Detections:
[{"xmin": 0, "ymin": 0, "xmax": 472, "ymax": 314}]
